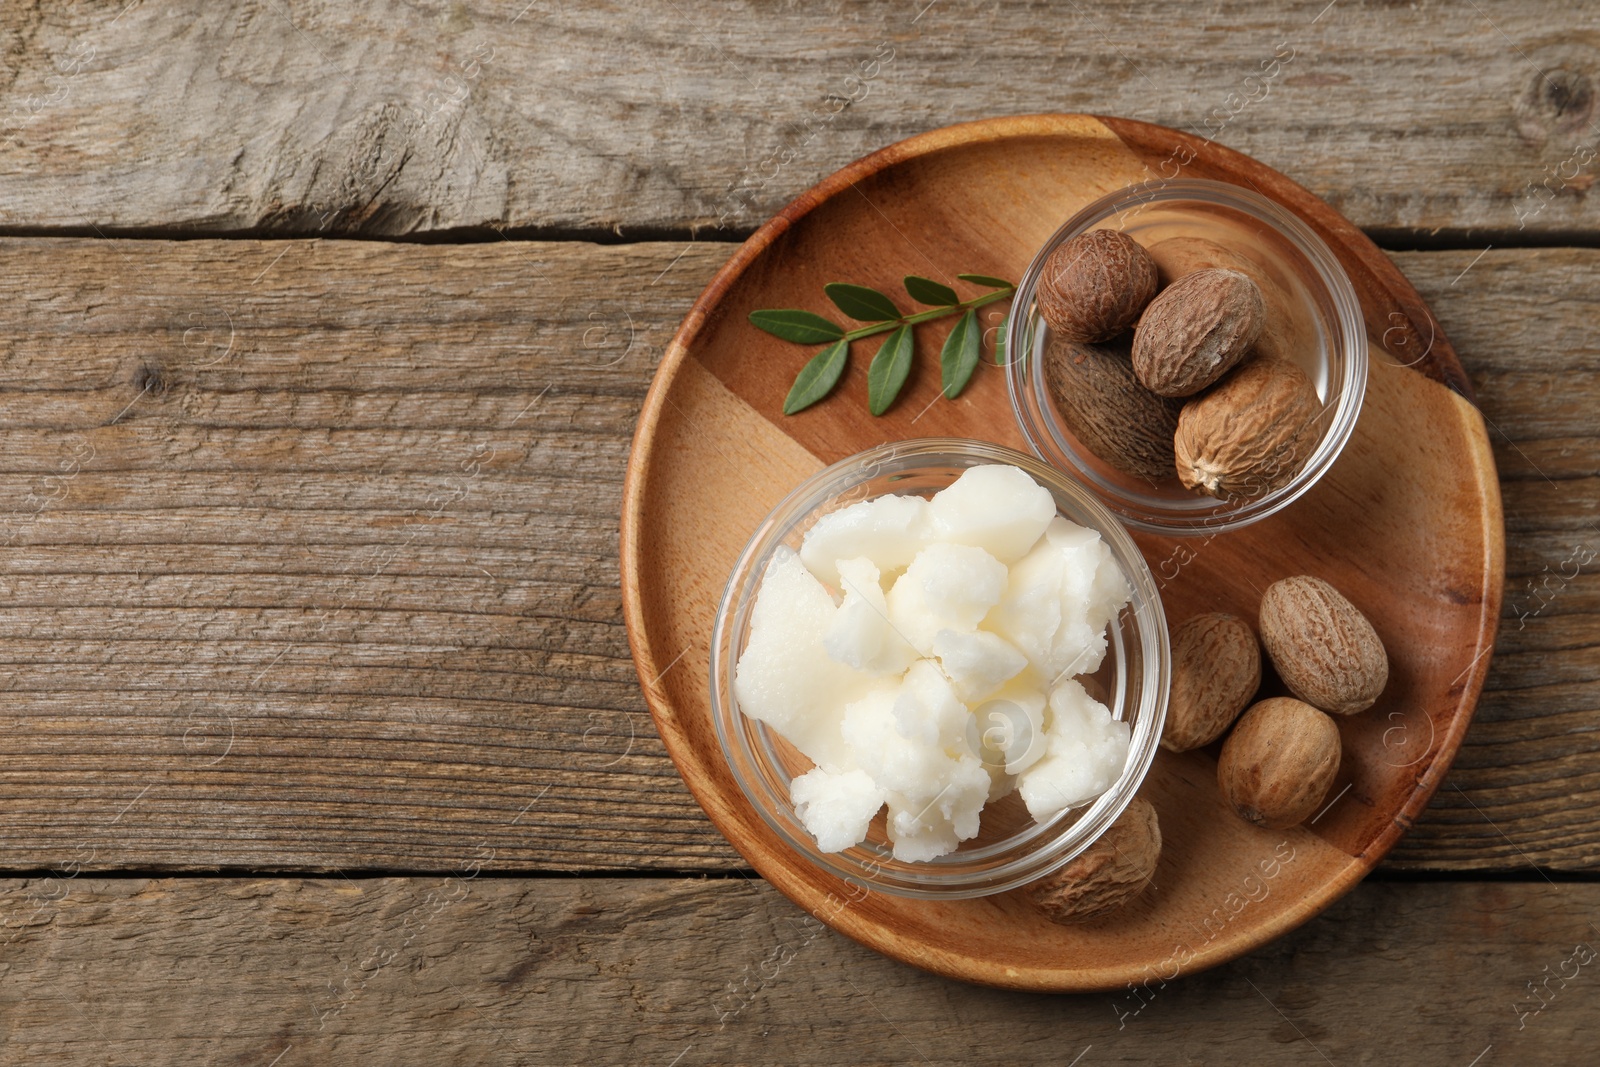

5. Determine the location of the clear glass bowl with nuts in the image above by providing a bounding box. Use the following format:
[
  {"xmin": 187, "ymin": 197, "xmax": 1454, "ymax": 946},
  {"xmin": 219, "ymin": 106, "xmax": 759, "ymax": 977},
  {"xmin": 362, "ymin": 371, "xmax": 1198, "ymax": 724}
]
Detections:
[{"xmin": 1006, "ymin": 179, "xmax": 1368, "ymax": 534}]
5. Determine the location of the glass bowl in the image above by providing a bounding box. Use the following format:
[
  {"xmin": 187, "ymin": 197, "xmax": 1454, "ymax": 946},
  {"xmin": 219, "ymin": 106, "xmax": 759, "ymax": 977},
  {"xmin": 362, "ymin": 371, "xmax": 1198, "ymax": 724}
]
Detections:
[
  {"xmin": 1006, "ymin": 179, "xmax": 1367, "ymax": 535},
  {"xmin": 708, "ymin": 439, "xmax": 1169, "ymax": 899}
]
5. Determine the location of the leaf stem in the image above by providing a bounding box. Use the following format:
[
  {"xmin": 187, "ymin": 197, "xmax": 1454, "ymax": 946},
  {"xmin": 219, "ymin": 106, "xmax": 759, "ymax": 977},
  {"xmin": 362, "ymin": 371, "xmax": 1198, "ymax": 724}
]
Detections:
[{"xmin": 839, "ymin": 287, "xmax": 1015, "ymax": 342}]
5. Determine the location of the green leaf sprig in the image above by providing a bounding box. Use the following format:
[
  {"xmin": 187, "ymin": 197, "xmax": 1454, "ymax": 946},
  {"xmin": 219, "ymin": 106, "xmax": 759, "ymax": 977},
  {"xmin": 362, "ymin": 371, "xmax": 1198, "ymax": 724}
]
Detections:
[{"xmin": 750, "ymin": 274, "xmax": 1015, "ymax": 415}]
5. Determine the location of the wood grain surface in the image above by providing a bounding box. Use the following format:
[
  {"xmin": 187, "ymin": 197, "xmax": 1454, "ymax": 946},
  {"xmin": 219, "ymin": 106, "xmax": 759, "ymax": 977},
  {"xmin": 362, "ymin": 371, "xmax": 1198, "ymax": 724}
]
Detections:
[
  {"xmin": 0, "ymin": 236, "xmax": 1590, "ymax": 874},
  {"xmin": 3, "ymin": 1, "xmax": 1599, "ymax": 238},
  {"xmin": 0, "ymin": 0, "xmax": 1592, "ymax": 1049},
  {"xmin": 0, "ymin": 875, "xmax": 1592, "ymax": 1065}
]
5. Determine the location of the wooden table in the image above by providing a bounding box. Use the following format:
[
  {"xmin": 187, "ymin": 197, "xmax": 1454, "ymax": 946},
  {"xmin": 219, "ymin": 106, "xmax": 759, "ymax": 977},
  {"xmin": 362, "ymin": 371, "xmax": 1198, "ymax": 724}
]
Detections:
[{"xmin": 0, "ymin": 2, "xmax": 1594, "ymax": 1062}]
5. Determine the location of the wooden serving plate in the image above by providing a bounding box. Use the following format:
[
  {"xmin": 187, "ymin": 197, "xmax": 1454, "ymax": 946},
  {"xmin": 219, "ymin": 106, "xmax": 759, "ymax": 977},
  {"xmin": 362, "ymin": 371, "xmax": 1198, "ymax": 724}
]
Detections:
[{"xmin": 620, "ymin": 115, "xmax": 1503, "ymax": 992}]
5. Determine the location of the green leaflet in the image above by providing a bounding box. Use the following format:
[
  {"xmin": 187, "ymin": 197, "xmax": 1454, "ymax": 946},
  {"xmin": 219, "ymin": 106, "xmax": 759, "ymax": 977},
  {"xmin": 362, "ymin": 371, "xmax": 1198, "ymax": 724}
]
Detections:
[
  {"xmin": 903, "ymin": 275, "xmax": 959, "ymax": 307},
  {"xmin": 749, "ymin": 308, "xmax": 845, "ymax": 344},
  {"xmin": 940, "ymin": 308, "xmax": 981, "ymax": 399},
  {"xmin": 783, "ymin": 339, "xmax": 849, "ymax": 414},
  {"xmin": 866, "ymin": 325, "xmax": 914, "ymax": 416},
  {"xmin": 824, "ymin": 282, "xmax": 901, "ymax": 322}
]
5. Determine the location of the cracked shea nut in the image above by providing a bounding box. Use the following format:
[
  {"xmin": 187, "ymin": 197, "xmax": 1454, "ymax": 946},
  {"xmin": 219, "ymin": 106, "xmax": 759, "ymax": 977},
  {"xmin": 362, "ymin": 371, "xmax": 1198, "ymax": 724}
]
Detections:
[
  {"xmin": 1037, "ymin": 229, "xmax": 1159, "ymax": 343},
  {"xmin": 1175, "ymin": 357, "xmax": 1321, "ymax": 501},
  {"xmin": 1022, "ymin": 796, "xmax": 1160, "ymax": 923},
  {"xmin": 1259, "ymin": 575, "xmax": 1389, "ymax": 715},
  {"xmin": 1043, "ymin": 335, "xmax": 1183, "ymax": 483},
  {"xmin": 1163, "ymin": 612, "xmax": 1262, "ymax": 752},
  {"xmin": 1132, "ymin": 268, "xmax": 1265, "ymax": 397},
  {"xmin": 1218, "ymin": 697, "xmax": 1340, "ymax": 829}
]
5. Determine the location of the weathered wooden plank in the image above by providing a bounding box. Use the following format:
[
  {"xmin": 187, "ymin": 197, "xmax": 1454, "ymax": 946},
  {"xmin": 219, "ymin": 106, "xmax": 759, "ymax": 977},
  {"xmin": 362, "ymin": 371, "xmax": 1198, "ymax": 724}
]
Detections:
[
  {"xmin": 2, "ymin": 1, "xmax": 1599, "ymax": 237},
  {"xmin": 0, "ymin": 236, "xmax": 730, "ymax": 873},
  {"xmin": 0, "ymin": 238, "xmax": 1591, "ymax": 873},
  {"xmin": 1382, "ymin": 248, "xmax": 1600, "ymax": 871},
  {"xmin": 0, "ymin": 876, "xmax": 1591, "ymax": 1065}
]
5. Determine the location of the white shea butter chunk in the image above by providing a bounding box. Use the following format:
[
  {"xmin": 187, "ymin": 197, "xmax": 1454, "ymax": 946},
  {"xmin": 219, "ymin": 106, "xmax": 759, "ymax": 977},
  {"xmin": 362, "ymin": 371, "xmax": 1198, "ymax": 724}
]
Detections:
[
  {"xmin": 891, "ymin": 659, "xmax": 971, "ymax": 752},
  {"xmin": 927, "ymin": 463, "xmax": 1056, "ymax": 563},
  {"xmin": 799, "ymin": 493, "xmax": 931, "ymax": 588},
  {"xmin": 972, "ymin": 679, "xmax": 1048, "ymax": 775},
  {"xmin": 934, "ymin": 755, "xmax": 992, "ymax": 842},
  {"xmin": 824, "ymin": 558, "xmax": 917, "ymax": 676},
  {"xmin": 1017, "ymin": 680, "xmax": 1131, "ymax": 821},
  {"xmin": 985, "ymin": 539, "xmax": 1063, "ymax": 674},
  {"xmin": 733, "ymin": 548, "xmax": 875, "ymax": 772},
  {"xmin": 842, "ymin": 685, "xmax": 964, "ymax": 799},
  {"xmin": 885, "ymin": 793, "xmax": 960, "ymax": 862},
  {"xmin": 886, "ymin": 542, "xmax": 1007, "ymax": 655},
  {"xmin": 988, "ymin": 518, "xmax": 1130, "ymax": 684},
  {"xmin": 791, "ymin": 767, "xmax": 888, "ymax": 853},
  {"xmin": 932, "ymin": 628, "xmax": 1028, "ymax": 704},
  {"xmin": 1084, "ymin": 539, "xmax": 1133, "ymax": 637},
  {"xmin": 885, "ymin": 755, "xmax": 989, "ymax": 861},
  {"xmin": 1045, "ymin": 678, "xmax": 1131, "ymax": 769},
  {"xmin": 1045, "ymin": 518, "xmax": 1130, "ymax": 679}
]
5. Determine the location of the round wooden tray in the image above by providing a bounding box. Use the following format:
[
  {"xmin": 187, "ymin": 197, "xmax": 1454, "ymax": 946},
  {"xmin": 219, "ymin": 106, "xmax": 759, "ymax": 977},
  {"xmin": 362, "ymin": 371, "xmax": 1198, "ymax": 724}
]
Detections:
[{"xmin": 620, "ymin": 115, "xmax": 1504, "ymax": 992}]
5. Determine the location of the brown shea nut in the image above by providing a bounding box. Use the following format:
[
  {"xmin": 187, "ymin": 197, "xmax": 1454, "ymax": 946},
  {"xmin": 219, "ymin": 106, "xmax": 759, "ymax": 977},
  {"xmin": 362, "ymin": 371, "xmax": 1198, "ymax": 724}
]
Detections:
[
  {"xmin": 1162, "ymin": 612, "xmax": 1262, "ymax": 752},
  {"xmin": 1144, "ymin": 236, "xmax": 1297, "ymax": 365},
  {"xmin": 1218, "ymin": 698, "xmax": 1341, "ymax": 830},
  {"xmin": 1174, "ymin": 357, "xmax": 1321, "ymax": 501},
  {"xmin": 1259, "ymin": 575, "xmax": 1390, "ymax": 715},
  {"xmin": 1037, "ymin": 229, "xmax": 1159, "ymax": 343},
  {"xmin": 1043, "ymin": 335, "xmax": 1183, "ymax": 483},
  {"xmin": 1132, "ymin": 268, "xmax": 1265, "ymax": 397},
  {"xmin": 1022, "ymin": 797, "xmax": 1161, "ymax": 924}
]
